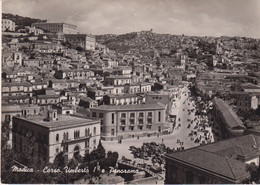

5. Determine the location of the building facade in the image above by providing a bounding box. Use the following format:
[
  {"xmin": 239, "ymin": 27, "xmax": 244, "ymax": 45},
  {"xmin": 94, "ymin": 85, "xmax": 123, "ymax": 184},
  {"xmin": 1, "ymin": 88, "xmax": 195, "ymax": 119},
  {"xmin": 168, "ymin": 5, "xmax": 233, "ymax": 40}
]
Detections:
[
  {"xmin": 2, "ymin": 19, "xmax": 15, "ymax": 32},
  {"xmin": 12, "ymin": 111, "xmax": 100, "ymax": 163},
  {"xmin": 90, "ymin": 103, "xmax": 166, "ymax": 140},
  {"xmin": 31, "ymin": 22, "xmax": 78, "ymax": 34},
  {"xmin": 64, "ymin": 34, "xmax": 96, "ymax": 51}
]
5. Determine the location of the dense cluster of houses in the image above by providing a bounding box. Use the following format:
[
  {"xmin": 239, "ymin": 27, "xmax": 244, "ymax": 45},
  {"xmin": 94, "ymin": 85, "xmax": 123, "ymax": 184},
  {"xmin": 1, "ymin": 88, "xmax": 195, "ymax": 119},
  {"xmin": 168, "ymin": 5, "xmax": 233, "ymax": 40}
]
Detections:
[{"xmin": 2, "ymin": 16, "xmax": 260, "ymax": 184}]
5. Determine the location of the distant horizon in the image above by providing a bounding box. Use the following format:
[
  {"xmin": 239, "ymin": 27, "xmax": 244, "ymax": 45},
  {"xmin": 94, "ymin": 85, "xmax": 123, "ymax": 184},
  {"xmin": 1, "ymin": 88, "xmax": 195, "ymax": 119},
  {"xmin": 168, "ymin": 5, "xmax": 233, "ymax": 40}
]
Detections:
[
  {"xmin": 3, "ymin": 12, "xmax": 260, "ymax": 39},
  {"xmin": 2, "ymin": 0, "xmax": 260, "ymax": 39}
]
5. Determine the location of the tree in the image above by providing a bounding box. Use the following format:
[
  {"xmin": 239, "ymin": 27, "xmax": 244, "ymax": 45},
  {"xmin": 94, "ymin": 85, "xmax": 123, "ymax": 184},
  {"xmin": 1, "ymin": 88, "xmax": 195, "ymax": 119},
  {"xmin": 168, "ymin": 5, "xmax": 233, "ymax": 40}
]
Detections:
[
  {"xmin": 83, "ymin": 152, "xmax": 91, "ymax": 164},
  {"xmin": 23, "ymin": 37, "xmax": 30, "ymax": 43},
  {"xmin": 76, "ymin": 46, "xmax": 84, "ymax": 52},
  {"xmin": 53, "ymin": 152, "xmax": 66, "ymax": 168},
  {"xmin": 89, "ymin": 140, "xmax": 106, "ymax": 161},
  {"xmin": 246, "ymin": 162, "xmax": 260, "ymax": 183}
]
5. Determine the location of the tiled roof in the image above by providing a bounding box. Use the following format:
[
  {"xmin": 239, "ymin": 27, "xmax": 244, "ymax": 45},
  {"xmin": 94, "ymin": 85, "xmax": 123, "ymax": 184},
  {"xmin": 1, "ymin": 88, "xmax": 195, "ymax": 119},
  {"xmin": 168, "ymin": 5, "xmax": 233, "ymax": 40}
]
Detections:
[
  {"xmin": 15, "ymin": 115, "xmax": 99, "ymax": 130},
  {"xmin": 2, "ymin": 95, "xmax": 29, "ymax": 100},
  {"xmin": 37, "ymin": 95, "xmax": 59, "ymax": 99},
  {"xmin": 2, "ymin": 82, "xmax": 32, "ymax": 87},
  {"xmin": 165, "ymin": 134, "xmax": 260, "ymax": 182},
  {"xmin": 213, "ymin": 98, "xmax": 245, "ymax": 129}
]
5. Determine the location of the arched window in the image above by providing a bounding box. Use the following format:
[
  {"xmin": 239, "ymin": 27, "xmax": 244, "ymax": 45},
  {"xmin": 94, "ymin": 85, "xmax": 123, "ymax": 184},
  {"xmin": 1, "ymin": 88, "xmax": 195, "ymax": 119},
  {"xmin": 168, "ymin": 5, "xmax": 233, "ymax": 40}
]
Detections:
[
  {"xmin": 56, "ymin": 134, "xmax": 59, "ymax": 142},
  {"xmin": 94, "ymin": 127, "xmax": 96, "ymax": 135}
]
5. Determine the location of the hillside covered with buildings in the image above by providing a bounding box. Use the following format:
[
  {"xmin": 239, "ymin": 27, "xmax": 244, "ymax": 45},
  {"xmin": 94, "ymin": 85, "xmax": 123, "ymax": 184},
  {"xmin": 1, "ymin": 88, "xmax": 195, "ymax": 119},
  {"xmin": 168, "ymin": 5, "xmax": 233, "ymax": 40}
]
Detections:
[{"xmin": 2, "ymin": 12, "xmax": 260, "ymax": 184}]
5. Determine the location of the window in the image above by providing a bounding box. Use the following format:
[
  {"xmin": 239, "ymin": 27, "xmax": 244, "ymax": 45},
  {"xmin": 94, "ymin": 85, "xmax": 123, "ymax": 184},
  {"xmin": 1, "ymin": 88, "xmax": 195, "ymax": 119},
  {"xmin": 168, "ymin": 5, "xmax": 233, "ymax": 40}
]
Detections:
[
  {"xmin": 85, "ymin": 140, "xmax": 89, "ymax": 148},
  {"xmin": 5, "ymin": 115, "xmax": 11, "ymax": 122},
  {"xmin": 112, "ymin": 113, "xmax": 114, "ymax": 124},
  {"xmin": 121, "ymin": 113, "xmax": 126, "ymax": 118},
  {"xmin": 94, "ymin": 127, "xmax": 96, "ymax": 135},
  {"xmin": 121, "ymin": 119, "xmax": 126, "ymax": 125},
  {"xmin": 92, "ymin": 112, "xmax": 96, "ymax": 117},
  {"xmin": 74, "ymin": 130, "xmax": 80, "ymax": 139},
  {"xmin": 148, "ymin": 112, "xmax": 152, "ymax": 117},
  {"xmin": 158, "ymin": 111, "xmax": 161, "ymax": 122},
  {"xmin": 56, "ymin": 134, "xmax": 59, "ymax": 142},
  {"xmin": 64, "ymin": 145, "xmax": 68, "ymax": 152},
  {"xmin": 139, "ymin": 112, "xmax": 144, "ymax": 117},
  {"xmin": 85, "ymin": 128, "xmax": 89, "ymax": 136}
]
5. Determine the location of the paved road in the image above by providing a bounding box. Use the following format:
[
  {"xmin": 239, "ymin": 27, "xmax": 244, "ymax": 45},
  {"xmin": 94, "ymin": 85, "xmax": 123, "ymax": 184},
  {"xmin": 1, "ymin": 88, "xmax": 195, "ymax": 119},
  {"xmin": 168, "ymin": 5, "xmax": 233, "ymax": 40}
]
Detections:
[
  {"xmin": 103, "ymin": 85, "xmax": 214, "ymax": 183},
  {"xmin": 103, "ymin": 85, "xmax": 202, "ymax": 156}
]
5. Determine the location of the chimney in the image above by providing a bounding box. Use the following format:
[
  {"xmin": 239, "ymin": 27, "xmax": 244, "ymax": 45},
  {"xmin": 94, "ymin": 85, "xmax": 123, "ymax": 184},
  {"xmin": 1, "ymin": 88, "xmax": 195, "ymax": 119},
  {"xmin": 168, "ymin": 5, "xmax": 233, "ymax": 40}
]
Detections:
[{"xmin": 47, "ymin": 109, "xmax": 58, "ymax": 121}]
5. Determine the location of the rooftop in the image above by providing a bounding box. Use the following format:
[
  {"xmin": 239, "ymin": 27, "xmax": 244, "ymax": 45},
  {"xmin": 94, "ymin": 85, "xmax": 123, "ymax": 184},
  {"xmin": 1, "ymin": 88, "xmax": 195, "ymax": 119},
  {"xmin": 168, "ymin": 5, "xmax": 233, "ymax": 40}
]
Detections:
[
  {"xmin": 91, "ymin": 102, "xmax": 165, "ymax": 111},
  {"xmin": 2, "ymin": 105, "xmax": 22, "ymax": 112},
  {"xmin": 104, "ymin": 93, "xmax": 140, "ymax": 99},
  {"xmin": 213, "ymin": 98, "xmax": 245, "ymax": 129},
  {"xmin": 165, "ymin": 134, "xmax": 260, "ymax": 182},
  {"xmin": 15, "ymin": 115, "xmax": 99, "ymax": 131}
]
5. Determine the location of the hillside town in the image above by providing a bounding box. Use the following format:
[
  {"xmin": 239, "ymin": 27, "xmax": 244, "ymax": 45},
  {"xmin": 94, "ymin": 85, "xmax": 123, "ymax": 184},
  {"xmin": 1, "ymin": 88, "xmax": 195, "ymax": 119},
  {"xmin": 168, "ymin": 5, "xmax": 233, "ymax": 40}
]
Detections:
[{"xmin": 1, "ymin": 13, "xmax": 260, "ymax": 184}]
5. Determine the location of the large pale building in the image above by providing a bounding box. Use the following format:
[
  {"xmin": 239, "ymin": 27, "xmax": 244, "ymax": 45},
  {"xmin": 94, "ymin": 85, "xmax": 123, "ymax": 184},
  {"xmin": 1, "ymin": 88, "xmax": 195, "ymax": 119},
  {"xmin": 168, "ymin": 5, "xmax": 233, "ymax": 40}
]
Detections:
[
  {"xmin": 90, "ymin": 103, "xmax": 166, "ymax": 140},
  {"xmin": 64, "ymin": 34, "xmax": 96, "ymax": 51},
  {"xmin": 2, "ymin": 19, "xmax": 15, "ymax": 32},
  {"xmin": 12, "ymin": 110, "xmax": 100, "ymax": 163},
  {"xmin": 31, "ymin": 22, "xmax": 78, "ymax": 34}
]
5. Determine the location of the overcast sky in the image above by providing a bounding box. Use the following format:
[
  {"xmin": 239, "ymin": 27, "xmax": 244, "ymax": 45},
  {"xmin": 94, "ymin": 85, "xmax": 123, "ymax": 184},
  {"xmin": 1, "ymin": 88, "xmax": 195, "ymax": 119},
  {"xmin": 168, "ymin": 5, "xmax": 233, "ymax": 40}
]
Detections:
[{"xmin": 2, "ymin": 0, "xmax": 260, "ymax": 38}]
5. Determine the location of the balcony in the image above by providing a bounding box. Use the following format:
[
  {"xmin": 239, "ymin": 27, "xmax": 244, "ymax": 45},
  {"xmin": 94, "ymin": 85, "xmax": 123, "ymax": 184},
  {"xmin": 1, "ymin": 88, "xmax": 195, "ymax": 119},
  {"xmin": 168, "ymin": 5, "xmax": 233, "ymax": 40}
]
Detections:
[{"xmin": 62, "ymin": 134, "xmax": 92, "ymax": 145}]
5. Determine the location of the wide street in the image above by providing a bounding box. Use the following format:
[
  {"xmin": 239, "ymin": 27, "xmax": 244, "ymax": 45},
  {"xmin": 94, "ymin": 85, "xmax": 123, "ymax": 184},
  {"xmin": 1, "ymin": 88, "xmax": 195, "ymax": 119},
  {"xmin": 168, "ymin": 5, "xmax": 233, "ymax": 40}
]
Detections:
[{"xmin": 103, "ymin": 84, "xmax": 214, "ymax": 161}]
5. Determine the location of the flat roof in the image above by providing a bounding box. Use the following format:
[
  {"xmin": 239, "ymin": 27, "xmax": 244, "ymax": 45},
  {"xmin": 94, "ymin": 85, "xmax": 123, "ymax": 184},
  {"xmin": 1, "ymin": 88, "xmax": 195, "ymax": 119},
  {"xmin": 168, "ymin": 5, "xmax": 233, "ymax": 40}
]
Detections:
[
  {"xmin": 91, "ymin": 102, "xmax": 165, "ymax": 111},
  {"xmin": 32, "ymin": 22, "xmax": 77, "ymax": 27},
  {"xmin": 2, "ymin": 105, "xmax": 22, "ymax": 112},
  {"xmin": 105, "ymin": 93, "xmax": 139, "ymax": 98}
]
